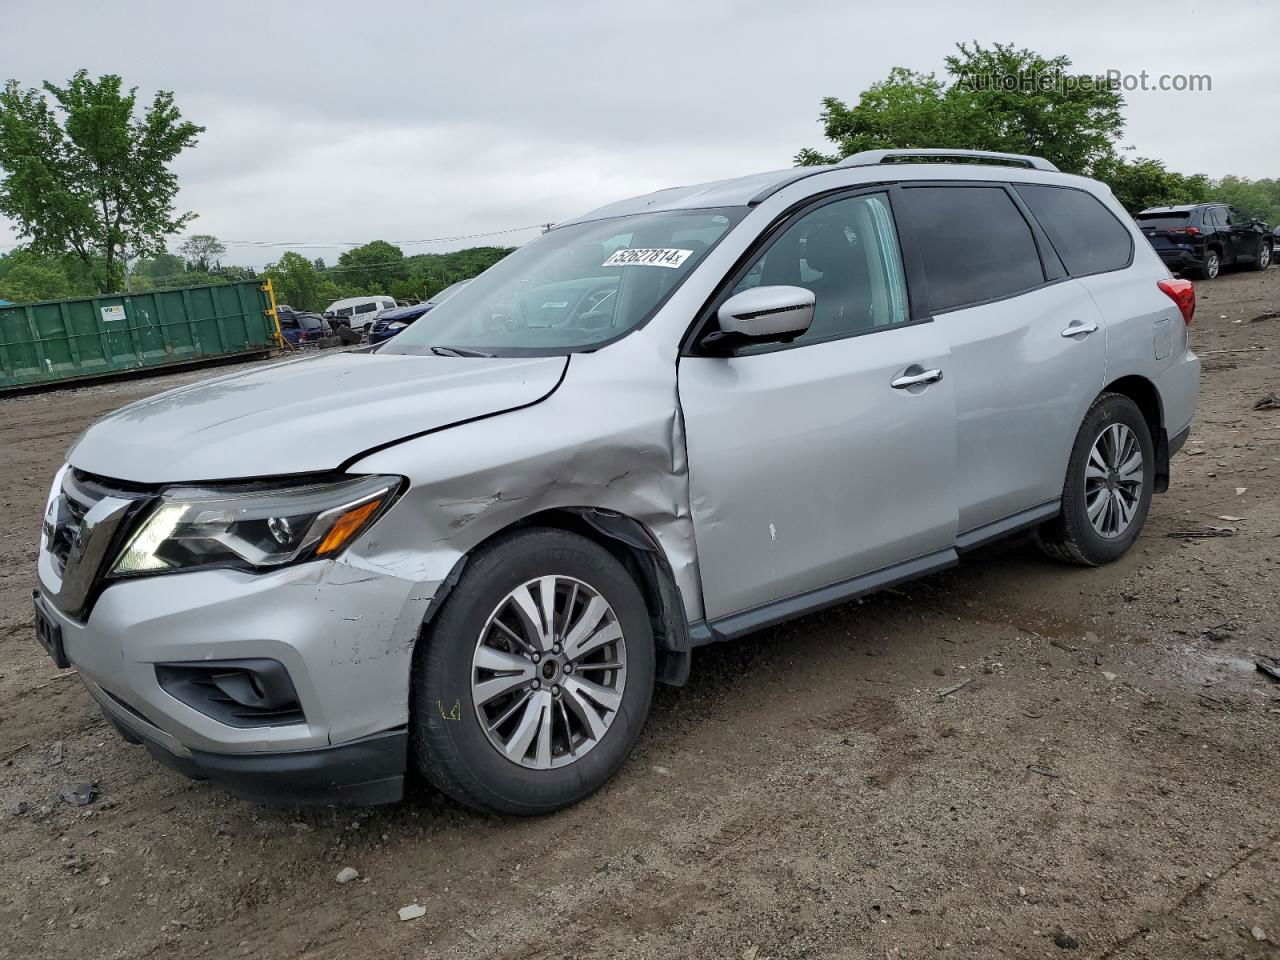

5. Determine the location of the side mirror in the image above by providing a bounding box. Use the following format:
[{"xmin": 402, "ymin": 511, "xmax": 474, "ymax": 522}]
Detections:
[{"xmin": 703, "ymin": 285, "xmax": 814, "ymax": 353}]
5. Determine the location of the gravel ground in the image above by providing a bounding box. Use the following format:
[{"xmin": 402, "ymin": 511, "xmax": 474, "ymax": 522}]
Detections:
[{"xmin": 1, "ymin": 270, "xmax": 1278, "ymax": 960}]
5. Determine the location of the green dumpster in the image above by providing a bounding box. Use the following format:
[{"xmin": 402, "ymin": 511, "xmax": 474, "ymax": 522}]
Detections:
[{"xmin": 0, "ymin": 279, "xmax": 280, "ymax": 392}]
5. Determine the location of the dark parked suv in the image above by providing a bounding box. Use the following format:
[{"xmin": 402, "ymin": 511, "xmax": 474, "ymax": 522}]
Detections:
[{"xmin": 1136, "ymin": 203, "xmax": 1272, "ymax": 279}]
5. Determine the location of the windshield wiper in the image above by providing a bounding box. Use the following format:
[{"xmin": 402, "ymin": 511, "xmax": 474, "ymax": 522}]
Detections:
[{"xmin": 430, "ymin": 345, "xmax": 496, "ymax": 358}]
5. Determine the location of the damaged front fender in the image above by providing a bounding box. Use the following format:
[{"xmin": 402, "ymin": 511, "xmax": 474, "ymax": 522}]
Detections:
[{"xmin": 342, "ymin": 344, "xmax": 703, "ymax": 663}]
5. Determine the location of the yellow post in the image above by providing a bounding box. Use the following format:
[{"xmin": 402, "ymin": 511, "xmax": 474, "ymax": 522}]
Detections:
[{"xmin": 260, "ymin": 277, "xmax": 286, "ymax": 349}]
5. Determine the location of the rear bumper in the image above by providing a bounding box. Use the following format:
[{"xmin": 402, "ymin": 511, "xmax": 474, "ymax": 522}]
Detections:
[{"xmin": 1155, "ymin": 248, "xmax": 1204, "ymax": 272}]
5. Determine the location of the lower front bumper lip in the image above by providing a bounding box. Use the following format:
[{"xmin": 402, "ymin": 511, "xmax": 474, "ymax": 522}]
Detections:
[{"xmin": 88, "ymin": 676, "xmax": 407, "ymax": 805}]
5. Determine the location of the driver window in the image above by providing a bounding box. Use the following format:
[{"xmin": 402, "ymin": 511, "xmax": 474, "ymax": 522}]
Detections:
[{"xmin": 732, "ymin": 192, "xmax": 909, "ymax": 345}]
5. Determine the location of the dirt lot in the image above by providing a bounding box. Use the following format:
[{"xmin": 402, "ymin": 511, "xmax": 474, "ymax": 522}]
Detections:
[{"xmin": 2, "ymin": 270, "xmax": 1279, "ymax": 960}]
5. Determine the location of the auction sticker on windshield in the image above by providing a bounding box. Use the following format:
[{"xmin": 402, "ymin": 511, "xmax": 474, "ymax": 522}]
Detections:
[{"xmin": 602, "ymin": 248, "xmax": 693, "ymax": 269}]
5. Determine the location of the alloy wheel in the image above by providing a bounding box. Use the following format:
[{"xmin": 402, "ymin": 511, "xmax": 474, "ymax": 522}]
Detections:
[
  {"xmin": 471, "ymin": 576, "xmax": 627, "ymax": 769},
  {"xmin": 1206, "ymin": 253, "xmax": 1220, "ymax": 279},
  {"xmin": 1085, "ymin": 423, "xmax": 1143, "ymax": 539}
]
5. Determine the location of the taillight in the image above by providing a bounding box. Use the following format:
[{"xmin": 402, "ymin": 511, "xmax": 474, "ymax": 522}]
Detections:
[
  {"xmin": 1169, "ymin": 227, "xmax": 1200, "ymax": 237},
  {"xmin": 1157, "ymin": 278, "xmax": 1195, "ymax": 325}
]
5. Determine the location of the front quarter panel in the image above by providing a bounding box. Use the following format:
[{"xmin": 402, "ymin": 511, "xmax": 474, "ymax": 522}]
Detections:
[{"xmin": 345, "ymin": 344, "xmax": 700, "ymax": 623}]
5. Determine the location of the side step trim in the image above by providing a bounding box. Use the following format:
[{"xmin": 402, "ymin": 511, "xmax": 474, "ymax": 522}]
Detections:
[
  {"xmin": 693, "ymin": 548, "xmax": 959, "ymax": 645},
  {"xmin": 954, "ymin": 500, "xmax": 1060, "ymax": 553}
]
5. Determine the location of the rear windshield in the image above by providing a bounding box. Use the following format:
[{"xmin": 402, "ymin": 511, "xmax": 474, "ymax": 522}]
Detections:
[{"xmin": 1135, "ymin": 212, "xmax": 1192, "ymax": 229}]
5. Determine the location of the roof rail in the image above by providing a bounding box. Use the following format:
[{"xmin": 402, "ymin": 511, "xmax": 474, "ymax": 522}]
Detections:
[{"xmin": 838, "ymin": 149, "xmax": 1059, "ymax": 172}]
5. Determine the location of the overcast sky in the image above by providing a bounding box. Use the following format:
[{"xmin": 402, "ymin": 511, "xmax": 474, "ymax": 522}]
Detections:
[{"xmin": 3, "ymin": 0, "xmax": 1277, "ymax": 268}]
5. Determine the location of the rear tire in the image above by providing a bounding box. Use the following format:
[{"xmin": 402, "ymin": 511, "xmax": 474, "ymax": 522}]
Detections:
[
  {"xmin": 1251, "ymin": 242, "xmax": 1272, "ymax": 271},
  {"xmin": 1036, "ymin": 393, "xmax": 1155, "ymax": 567},
  {"xmin": 1194, "ymin": 250, "xmax": 1221, "ymax": 280},
  {"xmin": 411, "ymin": 528, "xmax": 654, "ymax": 815}
]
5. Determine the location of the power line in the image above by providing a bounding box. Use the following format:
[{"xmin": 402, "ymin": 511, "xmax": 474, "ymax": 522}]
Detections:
[
  {"xmin": 1, "ymin": 222, "xmax": 552, "ymax": 256},
  {"xmin": 184, "ymin": 223, "xmax": 551, "ymax": 249}
]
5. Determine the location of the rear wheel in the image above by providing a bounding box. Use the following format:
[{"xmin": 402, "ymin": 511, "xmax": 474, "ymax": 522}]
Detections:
[
  {"xmin": 1251, "ymin": 242, "xmax": 1272, "ymax": 271},
  {"xmin": 411, "ymin": 528, "xmax": 654, "ymax": 814},
  {"xmin": 1195, "ymin": 250, "xmax": 1221, "ymax": 280},
  {"xmin": 1036, "ymin": 393, "xmax": 1154, "ymax": 567}
]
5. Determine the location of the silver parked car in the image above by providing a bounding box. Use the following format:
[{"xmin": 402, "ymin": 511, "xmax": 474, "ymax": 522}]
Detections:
[{"xmin": 34, "ymin": 149, "xmax": 1200, "ymax": 812}]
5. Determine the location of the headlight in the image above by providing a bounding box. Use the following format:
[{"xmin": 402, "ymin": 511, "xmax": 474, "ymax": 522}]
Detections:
[
  {"xmin": 388, "ymin": 321, "xmax": 407, "ymax": 331},
  {"xmin": 111, "ymin": 475, "xmax": 400, "ymax": 576}
]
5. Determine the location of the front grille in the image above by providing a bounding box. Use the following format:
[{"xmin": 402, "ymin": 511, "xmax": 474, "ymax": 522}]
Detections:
[
  {"xmin": 42, "ymin": 470, "xmax": 154, "ymax": 619},
  {"xmin": 48, "ymin": 486, "xmax": 94, "ymax": 577}
]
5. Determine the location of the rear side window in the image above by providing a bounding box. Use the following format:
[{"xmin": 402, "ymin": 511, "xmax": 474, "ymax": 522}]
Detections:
[
  {"xmin": 898, "ymin": 186, "xmax": 1045, "ymax": 313},
  {"xmin": 354, "ymin": 302, "xmax": 378, "ymax": 314},
  {"xmin": 1016, "ymin": 184, "xmax": 1133, "ymax": 276}
]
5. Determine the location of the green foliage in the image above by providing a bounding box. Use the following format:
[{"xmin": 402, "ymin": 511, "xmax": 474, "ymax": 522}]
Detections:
[
  {"xmin": 798, "ymin": 42, "xmax": 1124, "ymax": 175},
  {"xmin": 133, "ymin": 252, "xmax": 184, "ymax": 280},
  {"xmin": 0, "ymin": 252, "xmax": 73, "ymax": 302},
  {"xmin": 0, "ymin": 247, "xmax": 95, "ymax": 302},
  {"xmin": 395, "ymin": 246, "xmax": 512, "ymax": 301},
  {"xmin": 0, "ymin": 70, "xmax": 203, "ymax": 294},
  {"xmin": 1091, "ymin": 155, "xmax": 1212, "ymax": 213},
  {"xmin": 264, "ymin": 251, "xmax": 340, "ymax": 311},
  {"xmin": 333, "ymin": 240, "xmax": 406, "ymax": 293},
  {"xmin": 1208, "ymin": 176, "xmax": 1280, "ymax": 225},
  {"xmin": 178, "ymin": 234, "xmax": 226, "ymax": 272}
]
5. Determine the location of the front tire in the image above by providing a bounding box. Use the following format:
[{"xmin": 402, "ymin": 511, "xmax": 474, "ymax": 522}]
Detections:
[
  {"xmin": 411, "ymin": 528, "xmax": 655, "ymax": 815},
  {"xmin": 1036, "ymin": 393, "xmax": 1155, "ymax": 567}
]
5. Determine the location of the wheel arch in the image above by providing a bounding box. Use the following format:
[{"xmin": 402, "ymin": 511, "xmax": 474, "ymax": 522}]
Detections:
[
  {"xmin": 1102, "ymin": 374, "xmax": 1169, "ymax": 493},
  {"xmin": 418, "ymin": 507, "xmax": 694, "ymax": 686}
]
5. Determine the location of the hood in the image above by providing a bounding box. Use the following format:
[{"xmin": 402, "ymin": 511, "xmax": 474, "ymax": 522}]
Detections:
[
  {"xmin": 379, "ymin": 303, "xmax": 433, "ymax": 322},
  {"xmin": 68, "ymin": 351, "xmax": 567, "ymax": 484}
]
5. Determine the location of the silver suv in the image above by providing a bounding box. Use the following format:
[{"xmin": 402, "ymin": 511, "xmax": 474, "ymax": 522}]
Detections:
[{"xmin": 34, "ymin": 149, "xmax": 1200, "ymax": 812}]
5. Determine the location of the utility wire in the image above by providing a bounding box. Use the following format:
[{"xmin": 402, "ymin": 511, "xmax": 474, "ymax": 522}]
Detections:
[
  {"xmin": 181, "ymin": 223, "xmax": 550, "ymax": 249},
  {"xmin": 0, "ymin": 222, "xmax": 551, "ymax": 256}
]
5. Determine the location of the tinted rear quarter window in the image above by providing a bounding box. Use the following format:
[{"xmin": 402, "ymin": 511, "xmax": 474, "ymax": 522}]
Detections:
[
  {"xmin": 1016, "ymin": 184, "xmax": 1133, "ymax": 276},
  {"xmin": 899, "ymin": 186, "xmax": 1045, "ymax": 313}
]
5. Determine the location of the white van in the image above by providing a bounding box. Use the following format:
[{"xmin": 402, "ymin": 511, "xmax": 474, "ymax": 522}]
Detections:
[{"xmin": 324, "ymin": 295, "xmax": 396, "ymax": 331}]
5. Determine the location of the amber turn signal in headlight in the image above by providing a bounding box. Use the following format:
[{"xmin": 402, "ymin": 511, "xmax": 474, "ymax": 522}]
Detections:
[{"xmin": 111, "ymin": 475, "xmax": 400, "ymax": 576}]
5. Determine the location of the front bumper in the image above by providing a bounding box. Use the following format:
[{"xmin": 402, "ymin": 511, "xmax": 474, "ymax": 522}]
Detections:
[
  {"xmin": 35, "ymin": 554, "xmax": 434, "ymax": 805},
  {"xmin": 96, "ymin": 689, "xmax": 406, "ymax": 805}
]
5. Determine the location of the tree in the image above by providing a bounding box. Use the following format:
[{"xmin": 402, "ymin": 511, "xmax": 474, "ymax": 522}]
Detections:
[
  {"xmin": 0, "ymin": 70, "xmax": 204, "ymax": 293},
  {"xmin": 1208, "ymin": 176, "xmax": 1280, "ymax": 225},
  {"xmin": 334, "ymin": 240, "xmax": 406, "ymax": 293},
  {"xmin": 0, "ymin": 251, "xmax": 74, "ymax": 302},
  {"xmin": 133, "ymin": 251, "xmax": 185, "ymax": 280},
  {"xmin": 1092, "ymin": 155, "xmax": 1211, "ymax": 214},
  {"xmin": 0, "ymin": 247, "xmax": 95, "ymax": 302},
  {"xmin": 178, "ymin": 234, "xmax": 225, "ymax": 272},
  {"xmin": 264, "ymin": 251, "xmax": 339, "ymax": 311},
  {"xmin": 798, "ymin": 42, "xmax": 1125, "ymax": 175}
]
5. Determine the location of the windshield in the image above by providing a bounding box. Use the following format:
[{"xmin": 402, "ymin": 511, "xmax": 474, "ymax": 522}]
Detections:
[{"xmin": 384, "ymin": 207, "xmax": 744, "ymax": 355}]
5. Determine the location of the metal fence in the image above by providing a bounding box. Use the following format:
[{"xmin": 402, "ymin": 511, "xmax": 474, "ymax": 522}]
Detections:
[{"xmin": 0, "ymin": 279, "xmax": 281, "ymax": 391}]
